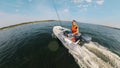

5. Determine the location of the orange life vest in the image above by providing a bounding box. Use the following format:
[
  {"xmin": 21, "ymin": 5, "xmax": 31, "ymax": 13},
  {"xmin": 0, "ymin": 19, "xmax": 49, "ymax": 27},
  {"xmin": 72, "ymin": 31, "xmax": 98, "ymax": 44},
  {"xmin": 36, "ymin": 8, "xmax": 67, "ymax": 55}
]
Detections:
[{"xmin": 72, "ymin": 25, "xmax": 78, "ymax": 35}]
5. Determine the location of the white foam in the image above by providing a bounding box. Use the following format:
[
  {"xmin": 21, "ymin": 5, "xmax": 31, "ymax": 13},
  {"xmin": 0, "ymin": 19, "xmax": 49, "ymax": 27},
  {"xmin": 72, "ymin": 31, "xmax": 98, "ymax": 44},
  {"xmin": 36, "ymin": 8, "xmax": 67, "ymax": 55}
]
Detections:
[{"xmin": 68, "ymin": 42, "xmax": 120, "ymax": 68}]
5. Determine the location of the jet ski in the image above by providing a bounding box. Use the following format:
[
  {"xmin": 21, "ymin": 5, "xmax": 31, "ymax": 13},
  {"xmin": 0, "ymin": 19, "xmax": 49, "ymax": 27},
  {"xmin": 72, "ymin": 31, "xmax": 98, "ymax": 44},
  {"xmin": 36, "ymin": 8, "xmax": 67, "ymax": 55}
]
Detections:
[{"xmin": 53, "ymin": 26, "xmax": 92, "ymax": 47}]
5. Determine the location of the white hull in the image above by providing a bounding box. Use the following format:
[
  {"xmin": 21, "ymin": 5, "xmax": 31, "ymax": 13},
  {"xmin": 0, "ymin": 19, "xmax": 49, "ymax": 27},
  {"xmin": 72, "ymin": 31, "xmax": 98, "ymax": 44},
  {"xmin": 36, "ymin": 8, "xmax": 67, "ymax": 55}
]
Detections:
[{"xmin": 53, "ymin": 26, "xmax": 79, "ymax": 51}]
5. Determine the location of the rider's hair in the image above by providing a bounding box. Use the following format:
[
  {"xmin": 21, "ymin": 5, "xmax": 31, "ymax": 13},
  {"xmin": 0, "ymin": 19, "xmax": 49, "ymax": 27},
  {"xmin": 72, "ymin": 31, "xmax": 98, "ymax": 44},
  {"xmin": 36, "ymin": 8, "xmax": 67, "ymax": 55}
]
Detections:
[{"xmin": 72, "ymin": 20, "xmax": 77, "ymax": 24}]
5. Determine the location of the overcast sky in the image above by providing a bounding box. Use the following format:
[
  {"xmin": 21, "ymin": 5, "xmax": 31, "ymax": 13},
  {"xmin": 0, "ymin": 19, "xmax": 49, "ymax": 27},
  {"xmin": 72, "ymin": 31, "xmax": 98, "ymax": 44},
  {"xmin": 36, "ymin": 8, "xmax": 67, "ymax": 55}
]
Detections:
[{"xmin": 0, "ymin": 0, "xmax": 120, "ymax": 28}]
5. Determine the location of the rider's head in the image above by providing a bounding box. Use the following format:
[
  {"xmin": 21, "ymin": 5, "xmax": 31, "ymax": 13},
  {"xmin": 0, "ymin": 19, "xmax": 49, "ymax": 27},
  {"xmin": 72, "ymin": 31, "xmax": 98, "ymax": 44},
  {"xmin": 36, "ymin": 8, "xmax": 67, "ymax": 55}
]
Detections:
[{"xmin": 72, "ymin": 20, "xmax": 77, "ymax": 25}]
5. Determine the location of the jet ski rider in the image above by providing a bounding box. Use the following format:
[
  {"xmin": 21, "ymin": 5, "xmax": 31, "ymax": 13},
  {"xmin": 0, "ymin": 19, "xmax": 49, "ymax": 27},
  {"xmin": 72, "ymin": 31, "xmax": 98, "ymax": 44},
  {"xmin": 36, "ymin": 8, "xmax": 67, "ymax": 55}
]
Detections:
[
  {"xmin": 71, "ymin": 20, "xmax": 80, "ymax": 42},
  {"xmin": 71, "ymin": 20, "xmax": 79, "ymax": 35}
]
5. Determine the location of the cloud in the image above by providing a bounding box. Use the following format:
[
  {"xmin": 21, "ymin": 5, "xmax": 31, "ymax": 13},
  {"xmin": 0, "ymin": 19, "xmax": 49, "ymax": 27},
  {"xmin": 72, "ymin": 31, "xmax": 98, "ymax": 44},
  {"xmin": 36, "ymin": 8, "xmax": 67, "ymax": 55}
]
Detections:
[
  {"xmin": 74, "ymin": 0, "xmax": 104, "ymax": 9},
  {"xmin": 83, "ymin": 5, "xmax": 89, "ymax": 8},
  {"xmin": 77, "ymin": 4, "xmax": 89, "ymax": 12},
  {"xmin": 85, "ymin": 0, "xmax": 92, "ymax": 3},
  {"xmin": 77, "ymin": 4, "xmax": 89, "ymax": 8},
  {"xmin": 73, "ymin": 0, "xmax": 83, "ymax": 3},
  {"xmin": 73, "ymin": 0, "xmax": 104, "ymax": 5},
  {"xmin": 73, "ymin": 0, "xmax": 92, "ymax": 3},
  {"xmin": 75, "ymin": 0, "xmax": 104, "ymax": 12},
  {"xmin": 63, "ymin": 8, "xmax": 69, "ymax": 13},
  {"xmin": 77, "ymin": 4, "xmax": 82, "ymax": 8},
  {"xmin": 96, "ymin": 0, "xmax": 104, "ymax": 5}
]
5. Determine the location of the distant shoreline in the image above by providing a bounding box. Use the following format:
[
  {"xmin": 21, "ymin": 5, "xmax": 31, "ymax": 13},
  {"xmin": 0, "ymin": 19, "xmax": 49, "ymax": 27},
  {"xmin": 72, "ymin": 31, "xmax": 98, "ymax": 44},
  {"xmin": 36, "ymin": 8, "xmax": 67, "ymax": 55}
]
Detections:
[
  {"xmin": 0, "ymin": 20, "xmax": 59, "ymax": 30},
  {"xmin": 0, "ymin": 20, "xmax": 119, "ymax": 30}
]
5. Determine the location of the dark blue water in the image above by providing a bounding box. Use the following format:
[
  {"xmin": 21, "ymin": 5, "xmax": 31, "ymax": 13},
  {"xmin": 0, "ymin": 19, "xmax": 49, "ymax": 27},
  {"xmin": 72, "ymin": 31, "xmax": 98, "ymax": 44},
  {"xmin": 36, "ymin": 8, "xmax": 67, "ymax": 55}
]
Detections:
[{"xmin": 0, "ymin": 21, "xmax": 120, "ymax": 68}]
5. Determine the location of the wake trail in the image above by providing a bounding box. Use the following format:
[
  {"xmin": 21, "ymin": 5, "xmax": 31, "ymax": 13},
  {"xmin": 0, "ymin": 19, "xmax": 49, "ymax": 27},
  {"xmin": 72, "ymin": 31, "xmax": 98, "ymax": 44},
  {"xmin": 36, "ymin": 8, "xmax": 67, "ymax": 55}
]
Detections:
[
  {"xmin": 68, "ymin": 42, "xmax": 120, "ymax": 68},
  {"xmin": 85, "ymin": 42, "xmax": 120, "ymax": 68}
]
